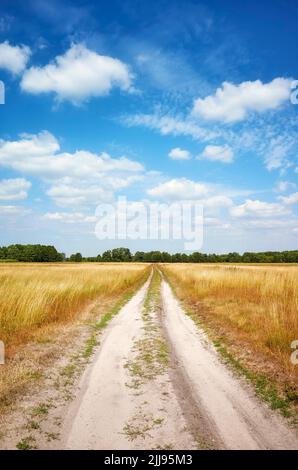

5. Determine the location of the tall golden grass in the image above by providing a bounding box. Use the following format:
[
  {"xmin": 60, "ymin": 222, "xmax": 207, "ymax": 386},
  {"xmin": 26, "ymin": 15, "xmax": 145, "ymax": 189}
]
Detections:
[
  {"xmin": 0, "ymin": 263, "xmax": 149, "ymax": 351},
  {"xmin": 162, "ymin": 264, "xmax": 298, "ymax": 373}
]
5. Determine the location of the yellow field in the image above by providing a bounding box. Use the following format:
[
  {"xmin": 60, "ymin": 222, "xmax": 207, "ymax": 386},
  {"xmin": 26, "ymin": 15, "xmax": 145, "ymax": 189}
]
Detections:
[
  {"xmin": 161, "ymin": 263, "xmax": 298, "ymax": 376},
  {"xmin": 0, "ymin": 263, "xmax": 149, "ymax": 353}
]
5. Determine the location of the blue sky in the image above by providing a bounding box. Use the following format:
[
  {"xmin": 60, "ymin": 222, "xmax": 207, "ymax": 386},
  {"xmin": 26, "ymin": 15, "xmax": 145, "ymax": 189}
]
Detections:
[{"xmin": 0, "ymin": 0, "xmax": 298, "ymax": 255}]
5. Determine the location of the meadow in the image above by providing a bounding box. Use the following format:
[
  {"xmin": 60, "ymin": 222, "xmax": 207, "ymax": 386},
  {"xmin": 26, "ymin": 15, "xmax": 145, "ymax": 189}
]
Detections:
[
  {"xmin": 161, "ymin": 264, "xmax": 298, "ymax": 381},
  {"xmin": 0, "ymin": 263, "xmax": 149, "ymax": 354},
  {"xmin": 1, "ymin": 262, "xmax": 297, "ymax": 420}
]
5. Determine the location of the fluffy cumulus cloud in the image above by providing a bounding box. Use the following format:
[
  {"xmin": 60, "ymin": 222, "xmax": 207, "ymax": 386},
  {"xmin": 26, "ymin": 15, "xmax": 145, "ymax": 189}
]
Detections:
[
  {"xmin": 0, "ymin": 41, "xmax": 31, "ymax": 74},
  {"xmin": 168, "ymin": 147, "xmax": 191, "ymax": 160},
  {"xmin": 230, "ymin": 199, "xmax": 290, "ymax": 218},
  {"xmin": 0, "ymin": 131, "xmax": 60, "ymax": 169},
  {"xmin": 0, "ymin": 178, "xmax": 31, "ymax": 201},
  {"xmin": 147, "ymin": 178, "xmax": 208, "ymax": 200},
  {"xmin": 0, "ymin": 131, "xmax": 144, "ymax": 207},
  {"xmin": 146, "ymin": 178, "xmax": 236, "ymax": 211},
  {"xmin": 192, "ymin": 78, "xmax": 291, "ymax": 123},
  {"xmin": 21, "ymin": 43, "xmax": 134, "ymax": 103},
  {"xmin": 0, "ymin": 131, "xmax": 143, "ymax": 177},
  {"xmin": 278, "ymin": 192, "xmax": 298, "ymax": 205},
  {"xmin": 44, "ymin": 176, "xmax": 142, "ymax": 207},
  {"xmin": 198, "ymin": 144, "xmax": 234, "ymax": 163},
  {"xmin": 46, "ymin": 182, "xmax": 113, "ymax": 207}
]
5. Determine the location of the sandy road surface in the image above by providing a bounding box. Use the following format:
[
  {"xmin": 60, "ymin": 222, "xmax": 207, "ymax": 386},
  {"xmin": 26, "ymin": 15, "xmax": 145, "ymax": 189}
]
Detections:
[
  {"xmin": 60, "ymin": 273, "xmax": 196, "ymax": 450},
  {"xmin": 57, "ymin": 271, "xmax": 297, "ymax": 450}
]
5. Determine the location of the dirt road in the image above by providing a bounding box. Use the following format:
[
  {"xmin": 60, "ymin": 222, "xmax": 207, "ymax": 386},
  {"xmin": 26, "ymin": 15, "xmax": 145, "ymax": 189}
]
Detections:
[{"xmin": 57, "ymin": 270, "xmax": 297, "ymax": 450}]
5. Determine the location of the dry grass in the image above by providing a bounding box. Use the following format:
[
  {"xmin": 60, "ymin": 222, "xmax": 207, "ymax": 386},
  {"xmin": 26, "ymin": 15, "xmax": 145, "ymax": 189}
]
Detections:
[
  {"xmin": 0, "ymin": 263, "xmax": 149, "ymax": 420},
  {"xmin": 0, "ymin": 263, "xmax": 149, "ymax": 354},
  {"xmin": 162, "ymin": 264, "xmax": 298, "ymax": 377}
]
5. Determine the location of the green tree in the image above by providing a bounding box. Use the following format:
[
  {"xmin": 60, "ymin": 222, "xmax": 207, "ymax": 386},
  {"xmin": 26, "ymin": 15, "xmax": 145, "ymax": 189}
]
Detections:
[
  {"xmin": 70, "ymin": 252, "xmax": 83, "ymax": 262},
  {"xmin": 102, "ymin": 250, "xmax": 112, "ymax": 262},
  {"xmin": 134, "ymin": 251, "xmax": 146, "ymax": 262},
  {"xmin": 111, "ymin": 247, "xmax": 132, "ymax": 262}
]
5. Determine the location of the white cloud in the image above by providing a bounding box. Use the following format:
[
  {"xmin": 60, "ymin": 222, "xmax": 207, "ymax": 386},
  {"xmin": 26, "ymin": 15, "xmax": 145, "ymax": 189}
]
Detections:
[
  {"xmin": 43, "ymin": 212, "xmax": 96, "ymax": 224},
  {"xmin": 0, "ymin": 41, "xmax": 31, "ymax": 74},
  {"xmin": 275, "ymin": 180, "xmax": 296, "ymax": 192},
  {"xmin": 0, "ymin": 131, "xmax": 143, "ymax": 178},
  {"xmin": 264, "ymin": 136, "xmax": 293, "ymax": 171},
  {"xmin": 146, "ymin": 178, "xmax": 235, "ymax": 211},
  {"xmin": 45, "ymin": 176, "xmax": 142, "ymax": 207},
  {"xmin": 168, "ymin": 147, "xmax": 191, "ymax": 160},
  {"xmin": 0, "ymin": 205, "xmax": 30, "ymax": 216},
  {"xmin": 192, "ymin": 78, "xmax": 291, "ymax": 123},
  {"xmin": 124, "ymin": 110, "xmax": 298, "ymax": 173},
  {"xmin": 278, "ymin": 192, "xmax": 298, "ymax": 205},
  {"xmin": 21, "ymin": 43, "xmax": 134, "ymax": 103},
  {"xmin": 147, "ymin": 178, "xmax": 208, "ymax": 200},
  {"xmin": 0, "ymin": 131, "xmax": 60, "ymax": 169},
  {"xmin": 124, "ymin": 113, "xmax": 219, "ymax": 141},
  {"xmin": 0, "ymin": 131, "xmax": 144, "ymax": 207},
  {"xmin": 204, "ymin": 217, "xmax": 231, "ymax": 230},
  {"xmin": 46, "ymin": 181, "xmax": 113, "ymax": 207},
  {"xmin": 243, "ymin": 218, "xmax": 298, "ymax": 230},
  {"xmin": 230, "ymin": 199, "xmax": 290, "ymax": 218},
  {"xmin": 202, "ymin": 195, "xmax": 233, "ymax": 208},
  {"xmin": 198, "ymin": 144, "xmax": 234, "ymax": 163},
  {"xmin": 0, "ymin": 178, "xmax": 31, "ymax": 201}
]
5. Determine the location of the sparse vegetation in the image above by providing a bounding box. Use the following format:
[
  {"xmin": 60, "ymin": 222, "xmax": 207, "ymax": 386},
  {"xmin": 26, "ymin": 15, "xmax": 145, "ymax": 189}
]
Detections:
[
  {"xmin": 123, "ymin": 412, "xmax": 164, "ymax": 441},
  {"xmin": 31, "ymin": 402, "xmax": 51, "ymax": 417},
  {"xmin": 16, "ymin": 436, "xmax": 36, "ymax": 450},
  {"xmin": 124, "ymin": 270, "xmax": 168, "ymax": 390}
]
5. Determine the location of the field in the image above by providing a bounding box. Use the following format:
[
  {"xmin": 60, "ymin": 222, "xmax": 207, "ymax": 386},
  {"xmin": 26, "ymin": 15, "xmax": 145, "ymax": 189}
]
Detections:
[
  {"xmin": 0, "ymin": 263, "xmax": 150, "ymax": 414},
  {"xmin": 0, "ymin": 263, "xmax": 149, "ymax": 353},
  {"xmin": 161, "ymin": 264, "xmax": 298, "ymax": 384},
  {"xmin": 0, "ymin": 263, "xmax": 297, "ymax": 450}
]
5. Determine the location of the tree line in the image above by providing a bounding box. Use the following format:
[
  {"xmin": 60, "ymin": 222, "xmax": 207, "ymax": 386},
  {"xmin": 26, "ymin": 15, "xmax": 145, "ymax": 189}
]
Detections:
[
  {"xmin": 1, "ymin": 244, "xmax": 297, "ymax": 263},
  {"xmin": 0, "ymin": 244, "xmax": 65, "ymax": 262}
]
